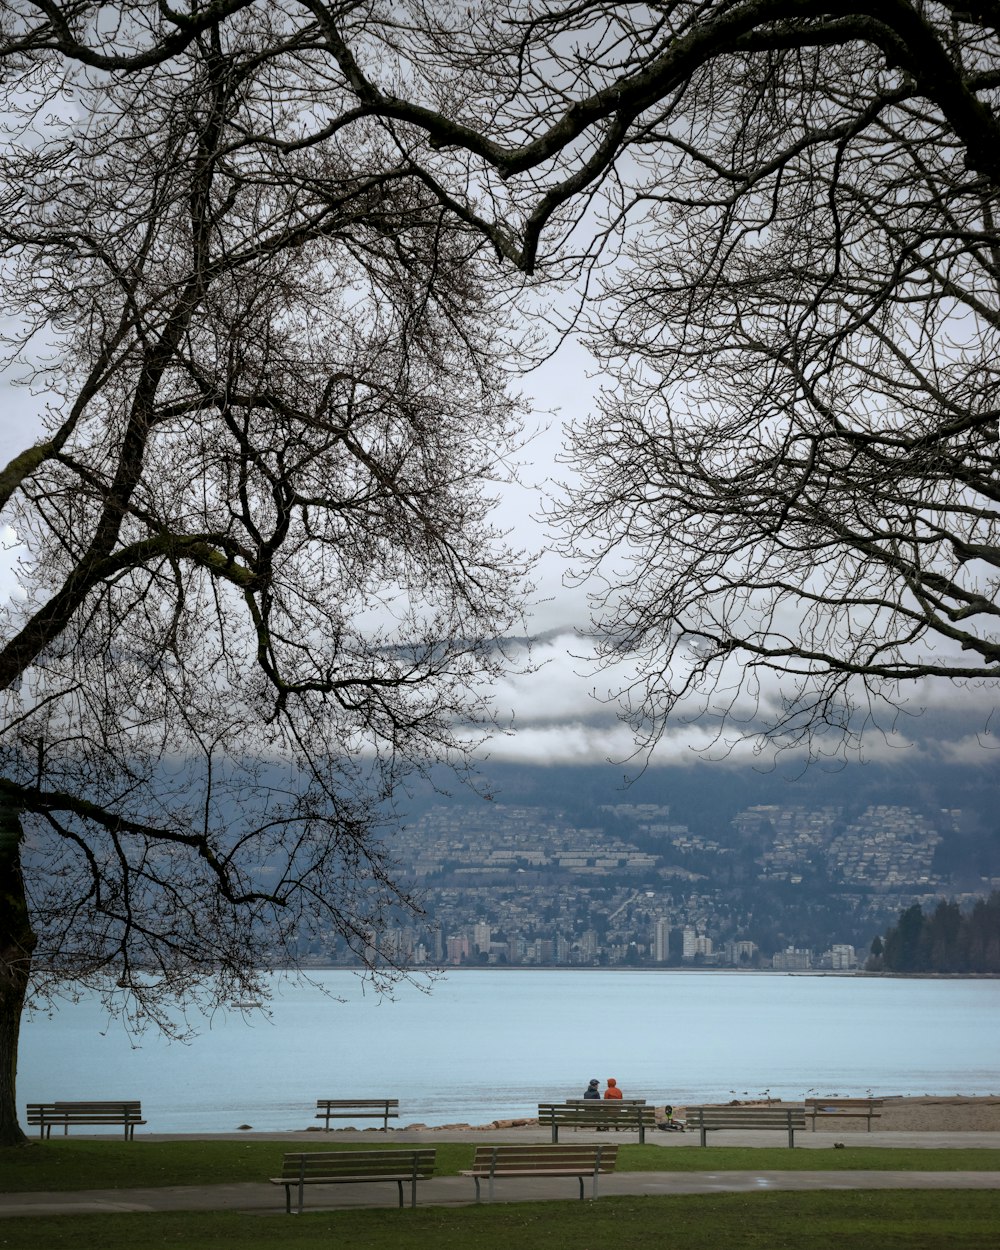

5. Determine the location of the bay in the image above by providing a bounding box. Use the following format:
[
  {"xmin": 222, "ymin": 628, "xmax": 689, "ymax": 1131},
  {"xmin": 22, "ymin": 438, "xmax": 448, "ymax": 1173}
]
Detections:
[{"xmin": 18, "ymin": 970, "xmax": 1000, "ymax": 1133}]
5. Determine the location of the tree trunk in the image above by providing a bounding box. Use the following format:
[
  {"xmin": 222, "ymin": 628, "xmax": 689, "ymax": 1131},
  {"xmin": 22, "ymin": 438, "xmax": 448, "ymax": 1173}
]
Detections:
[{"xmin": 0, "ymin": 801, "xmax": 35, "ymax": 1146}]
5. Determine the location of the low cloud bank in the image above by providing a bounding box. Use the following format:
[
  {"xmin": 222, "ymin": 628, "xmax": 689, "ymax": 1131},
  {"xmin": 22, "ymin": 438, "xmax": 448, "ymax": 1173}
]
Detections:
[{"xmin": 480, "ymin": 630, "xmax": 999, "ymax": 769}]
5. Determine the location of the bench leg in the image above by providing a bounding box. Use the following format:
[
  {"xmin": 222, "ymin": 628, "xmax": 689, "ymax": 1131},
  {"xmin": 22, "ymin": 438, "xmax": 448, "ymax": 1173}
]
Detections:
[
  {"xmin": 473, "ymin": 1177, "xmax": 482, "ymax": 1203},
  {"xmin": 699, "ymin": 1127, "xmax": 707, "ymax": 1147}
]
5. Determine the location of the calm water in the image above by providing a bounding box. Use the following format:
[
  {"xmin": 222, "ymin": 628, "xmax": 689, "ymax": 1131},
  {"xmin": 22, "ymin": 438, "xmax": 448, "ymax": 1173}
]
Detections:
[{"xmin": 19, "ymin": 970, "xmax": 1000, "ymax": 1133}]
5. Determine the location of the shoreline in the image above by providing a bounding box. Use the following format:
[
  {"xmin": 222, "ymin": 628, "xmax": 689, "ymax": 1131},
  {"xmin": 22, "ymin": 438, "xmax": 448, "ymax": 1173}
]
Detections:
[
  {"xmin": 293, "ymin": 964, "xmax": 1000, "ymax": 979},
  {"xmin": 370, "ymin": 1097, "xmax": 1000, "ymax": 1136}
]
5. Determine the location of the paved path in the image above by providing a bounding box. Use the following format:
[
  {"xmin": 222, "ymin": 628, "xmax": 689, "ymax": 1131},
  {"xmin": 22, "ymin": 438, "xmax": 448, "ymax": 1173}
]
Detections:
[
  {"xmin": 3, "ymin": 1130, "xmax": 998, "ymax": 1219},
  {"xmin": 2, "ymin": 1169, "xmax": 1000, "ymax": 1217}
]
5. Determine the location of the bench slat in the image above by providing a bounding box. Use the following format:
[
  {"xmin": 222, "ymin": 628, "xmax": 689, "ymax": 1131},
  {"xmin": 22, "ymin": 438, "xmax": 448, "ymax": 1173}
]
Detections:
[
  {"xmin": 277, "ymin": 1153, "xmax": 434, "ymax": 1179},
  {"xmin": 468, "ymin": 1147, "xmax": 618, "ymax": 1167},
  {"xmin": 566, "ymin": 1098, "xmax": 647, "ymax": 1105},
  {"xmin": 315, "ymin": 1100, "xmax": 400, "ymax": 1108}
]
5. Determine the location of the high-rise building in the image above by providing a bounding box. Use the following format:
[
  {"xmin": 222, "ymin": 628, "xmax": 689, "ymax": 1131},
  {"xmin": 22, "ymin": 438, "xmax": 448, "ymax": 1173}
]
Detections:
[
  {"xmin": 653, "ymin": 916, "xmax": 671, "ymax": 962},
  {"xmin": 830, "ymin": 944, "xmax": 856, "ymax": 970},
  {"xmin": 772, "ymin": 946, "xmax": 811, "ymax": 970},
  {"xmin": 682, "ymin": 926, "xmax": 713, "ymax": 959},
  {"xmin": 722, "ymin": 939, "xmax": 758, "ymax": 966}
]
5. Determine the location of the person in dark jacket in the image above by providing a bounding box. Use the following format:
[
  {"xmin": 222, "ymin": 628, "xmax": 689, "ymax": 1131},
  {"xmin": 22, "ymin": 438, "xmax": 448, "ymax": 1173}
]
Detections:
[{"xmin": 583, "ymin": 1079, "xmax": 601, "ymax": 1099}]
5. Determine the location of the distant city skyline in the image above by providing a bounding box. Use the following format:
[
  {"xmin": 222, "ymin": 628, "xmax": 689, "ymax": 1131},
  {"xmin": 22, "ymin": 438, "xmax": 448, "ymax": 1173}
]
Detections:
[{"xmin": 282, "ymin": 764, "xmax": 999, "ymax": 972}]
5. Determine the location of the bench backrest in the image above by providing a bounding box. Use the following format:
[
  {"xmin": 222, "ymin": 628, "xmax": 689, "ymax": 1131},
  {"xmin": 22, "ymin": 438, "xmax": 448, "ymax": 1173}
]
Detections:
[
  {"xmin": 468, "ymin": 1144, "xmax": 618, "ymax": 1175},
  {"xmin": 687, "ymin": 1105, "xmax": 806, "ymax": 1126},
  {"xmin": 538, "ymin": 1102, "xmax": 655, "ymax": 1124},
  {"xmin": 278, "ymin": 1150, "xmax": 435, "ymax": 1182},
  {"xmin": 27, "ymin": 1101, "xmax": 143, "ymax": 1122},
  {"xmin": 315, "ymin": 1099, "xmax": 399, "ymax": 1111},
  {"xmin": 565, "ymin": 1098, "xmax": 647, "ymax": 1105},
  {"xmin": 804, "ymin": 1098, "xmax": 883, "ymax": 1110}
]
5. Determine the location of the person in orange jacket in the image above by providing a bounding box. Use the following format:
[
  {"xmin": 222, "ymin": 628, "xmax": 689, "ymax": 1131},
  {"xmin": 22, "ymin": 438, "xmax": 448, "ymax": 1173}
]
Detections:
[{"xmin": 604, "ymin": 1078, "xmax": 623, "ymax": 1100}]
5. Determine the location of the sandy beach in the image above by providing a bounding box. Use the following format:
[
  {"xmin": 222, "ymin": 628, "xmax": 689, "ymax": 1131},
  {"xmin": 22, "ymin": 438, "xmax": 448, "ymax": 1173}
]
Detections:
[
  {"xmin": 806, "ymin": 1095, "xmax": 1000, "ymax": 1134},
  {"xmin": 660, "ymin": 1096, "xmax": 1000, "ymax": 1134}
]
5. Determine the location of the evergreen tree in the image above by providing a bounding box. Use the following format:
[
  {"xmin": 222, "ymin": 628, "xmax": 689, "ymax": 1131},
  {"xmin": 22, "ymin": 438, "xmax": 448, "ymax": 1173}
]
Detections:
[
  {"xmin": 866, "ymin": 935, "xmax": 884, "ymax": 972},
  {"xmin": 883, "ymin": 904, "xmax": 926, "ymax": 972},
  {"xmin": 879, "ymin": 894, "xmax": 1000, "ymax": 974}
]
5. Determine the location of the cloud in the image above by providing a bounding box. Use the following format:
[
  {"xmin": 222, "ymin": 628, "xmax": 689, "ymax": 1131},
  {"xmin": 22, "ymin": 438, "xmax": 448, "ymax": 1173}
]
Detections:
[
  {"xmin": 475, "ymin": 627, "xmax": 1000, "ymax": 770},
  {"xmin": 490, "ymin": 634, "xmax": 615, "ymax": 725},
  {"xmin": 483, "ymin": 721, "xmax": 639, "ymax": 765},
  {"xmin": 934, "ymin": 733, "xmax": 998, "ymax": 765},
  {"xmin": 479, "ymin": 630, "xmax": 778, "ymax": 767}
]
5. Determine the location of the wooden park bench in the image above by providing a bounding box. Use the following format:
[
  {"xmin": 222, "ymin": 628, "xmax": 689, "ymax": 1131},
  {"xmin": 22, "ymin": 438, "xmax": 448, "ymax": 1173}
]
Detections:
[
  {"xmin": 270, "ymin": 1148, "xmax": 436, "ymax": 1214},
  {"xmin": 462, "ymin": 1143, "xmax": 618, "ymax": 1202},
  {"xmin": 315, "ymin": 1098, "xmax": 399, "ymax": 1131},
  {"xmin": 686, "ymin": 1104, "xmax": 806, "ymax": 1147},
  {"xmin": 538, "ymin": 1101, "xmax": 656, "ymax": 1144},
  {"xmin": 805, "ymin": 1097, "xmax": 883, "ymax": 1131},
  {"xmin": 25, "ymin": 1100, "xmax": 146, "ymax": 1140}
]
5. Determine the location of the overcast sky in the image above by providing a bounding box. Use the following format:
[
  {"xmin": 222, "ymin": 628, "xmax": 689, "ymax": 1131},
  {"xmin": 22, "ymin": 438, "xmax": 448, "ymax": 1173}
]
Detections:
[{"xmin": 2, "ymin": 334, "xmax": 996, "ymax": 776}]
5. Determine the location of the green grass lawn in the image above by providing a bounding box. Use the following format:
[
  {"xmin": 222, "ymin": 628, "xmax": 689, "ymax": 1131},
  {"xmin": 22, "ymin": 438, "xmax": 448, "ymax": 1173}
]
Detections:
[
  {"xmin": 1, "ymin": 1138, "xmax": 998, "ymax": 1191},
  {"xmin": 1, "ymin": 1191, "xmax": 999, "ymax": 1250},
  {"xmin": 2, "ymin": 1140, "xmax": 998, "ymax": 1250}
]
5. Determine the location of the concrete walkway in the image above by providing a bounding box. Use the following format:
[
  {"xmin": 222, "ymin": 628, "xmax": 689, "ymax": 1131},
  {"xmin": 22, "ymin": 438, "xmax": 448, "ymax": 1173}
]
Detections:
[
  {"xmin": 3, "ymin": 1169, "xmax": 1000, "ymax": 1218},
  {"xmin": 3, "ymin": 1129, "xmax": 999, "ymax": 1219}
]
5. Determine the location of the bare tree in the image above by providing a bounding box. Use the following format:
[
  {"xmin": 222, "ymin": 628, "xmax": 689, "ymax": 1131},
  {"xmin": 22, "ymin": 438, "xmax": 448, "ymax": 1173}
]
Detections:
[
  {"xmin": 0, "ymin": 15, "xmax": 529, "ymax": 1144},
  {"xmin": 243, "ymin": 0, "xmax": 994, "ymax": 759},
  {"xmin": 549, "ymin": 28, "xmax": 999, "ymax": 759},
  {"xmin": 277, "ymin": 0, "xmax": 995, "ymax": 758}
]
